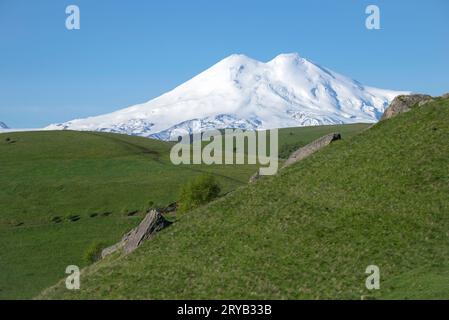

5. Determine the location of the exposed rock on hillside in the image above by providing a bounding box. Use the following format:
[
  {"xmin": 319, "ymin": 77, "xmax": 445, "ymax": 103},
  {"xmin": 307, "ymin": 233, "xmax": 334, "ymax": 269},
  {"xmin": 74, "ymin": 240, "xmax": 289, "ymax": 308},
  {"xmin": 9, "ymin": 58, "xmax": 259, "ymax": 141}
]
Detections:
[
  {"xmin": 282, "ymin": 133, "xmax": 341, "ymax": 168},
  {"xmin": 101, "ymin": 210, "xmax": 171, "ymax": 258},
  {"xmin": 123, "ymin": 210, "xmax": 171, "ymax": 254},
  {"xmin": 249, "ymin": 132, "xmax": 343, "ymax": 182},
  {"xmin": 381, "ymin": 94, "xmax": 432, "ymax": 120}
]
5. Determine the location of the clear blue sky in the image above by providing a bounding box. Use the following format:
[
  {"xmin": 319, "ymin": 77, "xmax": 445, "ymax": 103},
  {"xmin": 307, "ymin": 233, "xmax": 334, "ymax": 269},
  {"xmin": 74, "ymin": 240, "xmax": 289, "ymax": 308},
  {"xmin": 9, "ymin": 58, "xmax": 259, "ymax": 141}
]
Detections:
[{"xmin": 1, "ymin": 0, "xmax": 448, "ymax": 128}]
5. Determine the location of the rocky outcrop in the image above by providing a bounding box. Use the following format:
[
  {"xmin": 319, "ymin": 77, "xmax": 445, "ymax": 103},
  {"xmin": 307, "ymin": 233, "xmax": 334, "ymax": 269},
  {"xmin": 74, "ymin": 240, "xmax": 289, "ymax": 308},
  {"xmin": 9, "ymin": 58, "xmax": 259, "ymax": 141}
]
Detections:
[
  {"xmin": 381, "ymin": 94, "xmax": 432, "ymax": 120},
  {"xmin": 100, "ymin": 242, "xmax": 122, "ymax": 258},
  {"xmin": 442, "ymin": 93, "xmax": 449, "ymax": 99},
  {"xmin": 101, "ymin": 210, "xmax": 171, "ymax": 258},
  {"xmin": 123, "ymin": 210, "xmax": 171, "ymax": 254},
  {"xmin": 248, "ymin": 132, "xmax": 342, "ymax": 181},
  {"xmin": 282, "ymin": 133, "xmax": 341, "ymax": 168}
]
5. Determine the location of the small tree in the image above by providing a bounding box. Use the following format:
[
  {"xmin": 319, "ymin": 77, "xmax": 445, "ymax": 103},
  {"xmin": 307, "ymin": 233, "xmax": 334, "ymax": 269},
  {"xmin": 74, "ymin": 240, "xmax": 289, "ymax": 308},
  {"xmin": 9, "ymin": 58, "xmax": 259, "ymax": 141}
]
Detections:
[{"xmin": 178, "ymin": 174, "xmax": 221, "ymax": 213}]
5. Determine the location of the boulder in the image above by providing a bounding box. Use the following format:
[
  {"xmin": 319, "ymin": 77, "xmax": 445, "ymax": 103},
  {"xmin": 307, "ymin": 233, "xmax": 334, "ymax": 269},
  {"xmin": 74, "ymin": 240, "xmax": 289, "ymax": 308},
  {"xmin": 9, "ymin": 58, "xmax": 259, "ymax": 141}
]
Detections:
[
  {"xmin": 381, "ymin": 94, "xmax": 432, "ymax": 120},
  {"xmin": 100, "ymin": 243, "xmax": 121, "ymax": 258},
  {"xmin": 101, "ymin": 209, "xmax": 171, "ymax": 258},
  {"xmin": 282, "ymin": 133, "xmax": 341, "ymax": 168},
  {"xmin": 123, "ymin": 210, "xmax": 171, "ymax": 254},
  {"xmin": 418, "ymin": 99, "xmax": 434, "ymax": 107}
]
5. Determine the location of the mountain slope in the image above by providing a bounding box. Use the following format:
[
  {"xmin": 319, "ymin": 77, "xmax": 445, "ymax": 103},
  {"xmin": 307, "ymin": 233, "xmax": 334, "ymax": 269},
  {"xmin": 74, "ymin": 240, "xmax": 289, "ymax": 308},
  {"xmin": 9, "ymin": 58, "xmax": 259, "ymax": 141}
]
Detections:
[
  {"xmin": 0, "ymin": 121, "xmax": 8, "ymax": 129},
  {"xmin": 46, "ymin": 53, "xmax": 408, "ymax": 140},
  {"xmin": 39, "ymin": 97, "xmax": 449, "ymax": 299},
  {"xmin": 0, "ymin": 124, "xmax": 367, "ymax": 299},
  {"xmin": 0, "ymin": 130, "xmax": 256, "ymax": 299}
]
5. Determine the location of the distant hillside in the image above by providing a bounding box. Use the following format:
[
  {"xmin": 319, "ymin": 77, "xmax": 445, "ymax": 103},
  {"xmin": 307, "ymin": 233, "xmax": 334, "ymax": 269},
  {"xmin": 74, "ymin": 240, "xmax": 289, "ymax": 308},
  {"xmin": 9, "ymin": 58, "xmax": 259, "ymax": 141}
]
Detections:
[
  {"xmin": 39, "ymin": 97, "xmax": 449, "ymax": 299},
  {"xmin": 0, "ymin": 121, "xmax": 8, "ymax": 129}
]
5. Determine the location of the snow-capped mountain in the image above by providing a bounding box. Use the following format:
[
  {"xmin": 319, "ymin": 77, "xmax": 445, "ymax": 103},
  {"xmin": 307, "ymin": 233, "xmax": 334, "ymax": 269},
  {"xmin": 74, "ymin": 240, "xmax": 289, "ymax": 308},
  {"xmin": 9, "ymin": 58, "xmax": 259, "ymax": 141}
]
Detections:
[
  {"xmin": 46, "ymin": 53, "xmax": 409, "ymax": 140},
  {"xmin": 0, "ymin": 121, "xmax": 9, "ymax": 129}
]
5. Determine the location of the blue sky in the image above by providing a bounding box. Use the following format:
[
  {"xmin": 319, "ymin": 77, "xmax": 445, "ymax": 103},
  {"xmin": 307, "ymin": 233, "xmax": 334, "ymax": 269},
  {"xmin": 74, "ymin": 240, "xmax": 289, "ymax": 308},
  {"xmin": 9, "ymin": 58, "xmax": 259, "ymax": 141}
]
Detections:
[{"xmin": 1, "ymin": 0, "xmax": 448, "ymax": 128}]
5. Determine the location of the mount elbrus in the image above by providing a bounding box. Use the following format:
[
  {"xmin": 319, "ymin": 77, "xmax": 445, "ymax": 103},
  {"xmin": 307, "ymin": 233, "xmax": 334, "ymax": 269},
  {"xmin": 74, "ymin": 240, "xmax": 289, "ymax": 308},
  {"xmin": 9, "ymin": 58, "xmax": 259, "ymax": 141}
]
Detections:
[{"xmin": 46, "ymin": 53, "xmax": 408, "ymax": 140}]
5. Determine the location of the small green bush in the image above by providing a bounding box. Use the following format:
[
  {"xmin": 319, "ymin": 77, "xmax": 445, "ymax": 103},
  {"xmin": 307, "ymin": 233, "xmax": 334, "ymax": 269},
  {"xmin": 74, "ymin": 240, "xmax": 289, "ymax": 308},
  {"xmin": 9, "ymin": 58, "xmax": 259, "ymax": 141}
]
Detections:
[
  {"xmin": 83, "ymin": 242, "xmax": 106, "ymax": 264},
  {"xmin": 178, "ymin": 174, "xmax": 221, "ymax": 213}
]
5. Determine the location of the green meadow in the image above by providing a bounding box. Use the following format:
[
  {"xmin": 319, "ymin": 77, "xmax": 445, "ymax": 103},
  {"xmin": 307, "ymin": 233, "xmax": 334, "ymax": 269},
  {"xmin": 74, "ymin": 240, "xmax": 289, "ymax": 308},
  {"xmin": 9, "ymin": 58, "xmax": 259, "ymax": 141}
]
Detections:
[
  {"xmin": 38, "ymin": 98, "xmax": 449, "ymax": 299},
  {"xmin": 0, "ymin": 124, "xmax": 366, "ymax": 299}
]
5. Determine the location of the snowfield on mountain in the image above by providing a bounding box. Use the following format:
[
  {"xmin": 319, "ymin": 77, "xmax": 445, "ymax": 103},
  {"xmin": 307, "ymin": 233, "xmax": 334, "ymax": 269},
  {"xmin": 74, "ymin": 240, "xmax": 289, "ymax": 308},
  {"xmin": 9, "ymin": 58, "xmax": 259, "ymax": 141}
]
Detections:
[{"xmin": 46, "ymin": 53, "xmax": 409, "ymax": 140}]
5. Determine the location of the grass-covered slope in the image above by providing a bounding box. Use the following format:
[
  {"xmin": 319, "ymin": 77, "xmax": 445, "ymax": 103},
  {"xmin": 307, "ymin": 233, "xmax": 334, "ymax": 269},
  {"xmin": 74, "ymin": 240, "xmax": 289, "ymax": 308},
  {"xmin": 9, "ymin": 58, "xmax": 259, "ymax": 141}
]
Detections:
[
  {"xmin": 0, "ymin": 124, "xmax": 365, "ymax": 299},
  {"xmin": 39, "ymin": 99, "xmax": 448, "ymax": 299},
  {"xmin": 0, "ymin": 131, "xmax": 255, "ymax": 299}
]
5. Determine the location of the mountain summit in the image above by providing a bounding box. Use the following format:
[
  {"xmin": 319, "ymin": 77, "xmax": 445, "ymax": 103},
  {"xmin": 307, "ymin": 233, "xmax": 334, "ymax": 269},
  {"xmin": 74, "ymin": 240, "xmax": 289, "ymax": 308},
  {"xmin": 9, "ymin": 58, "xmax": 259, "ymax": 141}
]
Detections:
[
  {"xmin": 0, "ymin": 122, "xmax": 9, "ymax": 129},
  {"xmin": 46, "ymin": 53, "xmax": 409, "ymax": 140}
]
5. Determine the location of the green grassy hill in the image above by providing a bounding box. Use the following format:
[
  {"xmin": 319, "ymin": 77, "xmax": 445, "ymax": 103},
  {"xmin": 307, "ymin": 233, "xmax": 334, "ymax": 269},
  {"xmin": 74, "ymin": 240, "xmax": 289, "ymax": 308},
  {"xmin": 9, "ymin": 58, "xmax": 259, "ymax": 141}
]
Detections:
[
  {"xmin": 0, "ymin": 131, "xmax": 255, "ymax": 299},
  {"xmin": 0, "ymin": 124, "xmax": 366, "ymax": 299},
  {"xmin": 38, "ymin": 98, "xmax": 449, "ymax": 299}
]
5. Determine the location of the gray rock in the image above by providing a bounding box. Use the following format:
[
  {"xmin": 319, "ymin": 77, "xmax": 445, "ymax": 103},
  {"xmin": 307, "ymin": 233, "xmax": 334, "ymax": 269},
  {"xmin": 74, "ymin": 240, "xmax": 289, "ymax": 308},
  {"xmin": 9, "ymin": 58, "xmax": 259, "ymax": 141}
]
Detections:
[
  {"xmin": 123, "ymin": 210, "xmax": 171, "ymax": 254},
  {"xmin": 441, "ymin": 93, "xmax": 449, "ymax": 99},
  {"xmin": 381, "ymin": 94, "xmax": 432, "ymax": 120},
  {"xmin": 101, "ymin": 209, "xmax": 171, "ymax": 258},
  {"xmin": 101, "ymin": 243, "xmax": 122, "ymax": 259},
  {"xmin": 418, "ymin": 99, "xmax": 434, "ymax": 107},
  {"xmin": 282, "ymin": 133, "xmax": 341, "ymax": 168}
]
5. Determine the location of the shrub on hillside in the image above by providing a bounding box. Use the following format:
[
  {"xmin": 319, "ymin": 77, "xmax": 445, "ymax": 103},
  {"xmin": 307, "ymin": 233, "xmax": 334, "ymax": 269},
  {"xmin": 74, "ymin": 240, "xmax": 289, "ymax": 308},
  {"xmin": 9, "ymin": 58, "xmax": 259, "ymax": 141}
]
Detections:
[
  {"xmin": 83, "ymin": 242, "xmax": 106, "ymax": 264},
  {"xmin": 178, "ymin": 174, "xmax": 221, "ymax": 213}
]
